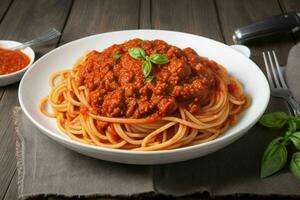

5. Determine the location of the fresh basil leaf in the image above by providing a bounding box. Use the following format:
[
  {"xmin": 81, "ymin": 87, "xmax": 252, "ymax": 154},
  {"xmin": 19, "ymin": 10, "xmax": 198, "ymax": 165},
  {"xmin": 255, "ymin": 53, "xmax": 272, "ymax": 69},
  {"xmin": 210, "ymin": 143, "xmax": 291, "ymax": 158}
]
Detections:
[
  {"xmin": 145, "ymin": 55, "xmax": 151, "ymax": 62},
  {"xmin": 290, "ymin": 152, "xmax": 300, "ymax": 180},
  {"xmin": 283, "ymin": 131, "xmax": 293, "ymax": 146},
  {"xmin": 149, "ymin": 54, "xmax": 169, "ymax": 65},
  {"xmin": 261, "ymin": 137, "xmax": 287, "ymax": 178},
  {"xmin": 142, "ymin": 60, "xmax": 152, "ymax": 77},
  {"xmin": 295, "ymin": 116, "xmax": 300, "ymax": 130},
  {"xmin": 145, "ymin": 75, "xmax": 154, "ymax": 83},
  {"xmin": 288, "ymin": 120, "xmax": 297, "ymax": 132},
  {"xmin": 290, "ymin": 132, "xmax": 300, "ymax": 150},
  {"xmin": 259, "ymin": 112, "xmax": 290, "ymax": 129},
  {"xmin": 128, "ymin": 47, "xmax": 146, "ymax": 60},
  {"xmin": 264, "ymin": 137, "xmax": 284, "ymax": 157},
  {"xmin": 112, "ymin": 53, "xmax": 121, "ymax": 59}
]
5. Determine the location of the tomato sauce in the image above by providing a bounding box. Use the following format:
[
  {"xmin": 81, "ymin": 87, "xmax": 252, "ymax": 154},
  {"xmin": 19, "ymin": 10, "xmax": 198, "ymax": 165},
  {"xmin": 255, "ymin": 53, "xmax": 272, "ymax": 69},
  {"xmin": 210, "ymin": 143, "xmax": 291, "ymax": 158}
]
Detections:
[
  {"xmin": 75, "ymin": 39, "xmax": 222, "ymax": 118},
  {"xmin": 0, "ymin": 47, "xmax": 30, "ymax": 75}
]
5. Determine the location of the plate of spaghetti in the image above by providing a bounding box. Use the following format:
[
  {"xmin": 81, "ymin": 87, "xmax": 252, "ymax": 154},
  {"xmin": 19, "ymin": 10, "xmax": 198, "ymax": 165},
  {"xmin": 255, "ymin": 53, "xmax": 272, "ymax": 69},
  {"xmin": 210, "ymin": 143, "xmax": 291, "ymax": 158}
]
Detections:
[{"xmin": 19, "ymin": 30, "xmax": 269, "ymax": 164}]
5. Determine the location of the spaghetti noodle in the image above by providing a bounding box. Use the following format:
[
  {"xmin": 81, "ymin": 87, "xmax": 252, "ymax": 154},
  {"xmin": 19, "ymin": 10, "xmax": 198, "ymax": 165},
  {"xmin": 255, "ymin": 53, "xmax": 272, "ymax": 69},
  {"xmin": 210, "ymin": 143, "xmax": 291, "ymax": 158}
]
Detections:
[{"xmin": 39, "ymin": 39, "xmax": 249, "ymax": 151}]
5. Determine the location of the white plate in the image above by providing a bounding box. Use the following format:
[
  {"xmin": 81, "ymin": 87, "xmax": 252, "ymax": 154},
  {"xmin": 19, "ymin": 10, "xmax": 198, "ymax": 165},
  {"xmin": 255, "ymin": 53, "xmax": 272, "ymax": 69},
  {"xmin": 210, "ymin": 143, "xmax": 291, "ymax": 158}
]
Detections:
[
  {"xmin": 19, "ymin": 30, "xmax": 270, "ymax": 165},
  {"xmin": 0, "ymin": 40, "xmax": 35, "ymax": 86}
]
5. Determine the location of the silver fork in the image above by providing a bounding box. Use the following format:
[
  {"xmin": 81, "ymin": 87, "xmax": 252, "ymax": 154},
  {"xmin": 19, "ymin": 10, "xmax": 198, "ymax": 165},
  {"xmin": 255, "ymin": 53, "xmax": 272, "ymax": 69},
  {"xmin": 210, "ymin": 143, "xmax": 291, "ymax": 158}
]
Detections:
[
  {"xmin": 10, "ymin": 28, "xmax": 61, "ymax": 50},
  {"xmin": 263, "ymin": 50, "xmax": 300, "ymax": 116}
]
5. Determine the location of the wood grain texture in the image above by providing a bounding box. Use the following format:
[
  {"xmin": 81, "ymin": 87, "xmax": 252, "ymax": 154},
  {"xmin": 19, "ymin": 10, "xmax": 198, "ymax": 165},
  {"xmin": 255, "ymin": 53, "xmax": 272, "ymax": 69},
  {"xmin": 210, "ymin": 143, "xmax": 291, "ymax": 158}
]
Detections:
[
  {"xmin": 216, "ymin": 0, "xmax": 295, "ymax": 64},
  {"xmin": 60, "ymin": 0, "xmax": 140, "ymax": 45},
  {"xmin": 152, "ymin": 0, "xmax": 223, "ymax": 41},
  {"xmin": 278, "ymin": 0, "xmax": 300, "ymax": 42},
  {"xmin": 0, "ymin": 0, "xmax": 72, "ymax": 199},
  {"xmin": 0, "ymin": 0, "xmax": 13, "ymax": 100},
  {"xmin": 140, "ymin": 0, "xmax": 151, "ymax": 29},
  {"xmin": 0, "ymin": 91, "xmax": 17, "ymax": 199},
  {"xmin": 0, "ymin": 89, "xmax": 4, "ymax": 101},
  {"xmin": 0, "ymin": 0, "xmax": 72, "ymax": 57},
  {"xmin": 3, "ymin": 170, "xmax": 17, "ymax": 200},
  {"xmin": 0, "ymin": 0, "xmax": 12, "ymax": 22},
  {"xmin": 279, "ymin": 0, "xmax": 300, "ymax": 13}
]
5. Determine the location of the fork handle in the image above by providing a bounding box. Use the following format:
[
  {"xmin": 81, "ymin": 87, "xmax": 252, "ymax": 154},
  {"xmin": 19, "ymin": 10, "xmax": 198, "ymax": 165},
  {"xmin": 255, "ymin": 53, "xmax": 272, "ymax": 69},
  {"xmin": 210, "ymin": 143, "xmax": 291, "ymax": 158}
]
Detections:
[{"xmin": 287, "ymin": 96, "xmax": 300, "ymax": 116}]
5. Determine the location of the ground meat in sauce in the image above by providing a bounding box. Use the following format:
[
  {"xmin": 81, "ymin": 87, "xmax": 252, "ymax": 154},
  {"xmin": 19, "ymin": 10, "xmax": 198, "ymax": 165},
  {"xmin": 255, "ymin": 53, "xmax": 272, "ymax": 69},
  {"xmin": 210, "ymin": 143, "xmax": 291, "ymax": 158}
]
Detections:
[{"xmin": 75, "ymin": 39, "xmax": 220, "ymax": 119}]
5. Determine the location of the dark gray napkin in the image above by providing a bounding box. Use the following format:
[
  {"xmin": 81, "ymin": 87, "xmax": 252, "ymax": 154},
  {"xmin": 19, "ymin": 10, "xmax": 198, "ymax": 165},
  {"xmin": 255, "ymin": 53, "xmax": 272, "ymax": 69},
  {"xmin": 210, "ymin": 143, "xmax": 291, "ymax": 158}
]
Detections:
[
  {"xmin": 15, "ymin": 107, "xmax": 154, "ymax": 199},
  {"xmin": 15, "ymin": 43, "xmax": 300, "ymax": 199}
]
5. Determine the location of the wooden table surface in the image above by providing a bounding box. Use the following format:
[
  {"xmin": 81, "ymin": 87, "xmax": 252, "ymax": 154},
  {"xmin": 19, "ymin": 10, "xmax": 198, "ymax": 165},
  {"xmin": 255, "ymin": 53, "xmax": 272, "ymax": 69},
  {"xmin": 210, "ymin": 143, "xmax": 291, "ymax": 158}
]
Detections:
[{"xmin": 1, "ymin": 0, "xmax": 300, "ymax": 199}]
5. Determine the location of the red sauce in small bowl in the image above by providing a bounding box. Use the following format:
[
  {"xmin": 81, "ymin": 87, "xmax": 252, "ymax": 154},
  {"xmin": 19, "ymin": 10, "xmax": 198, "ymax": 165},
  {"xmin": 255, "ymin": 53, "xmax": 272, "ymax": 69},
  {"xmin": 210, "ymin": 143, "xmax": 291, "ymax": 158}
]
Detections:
[{"xmin": 0, "ymin": 47, "xmax": 30, "ymax": 75}]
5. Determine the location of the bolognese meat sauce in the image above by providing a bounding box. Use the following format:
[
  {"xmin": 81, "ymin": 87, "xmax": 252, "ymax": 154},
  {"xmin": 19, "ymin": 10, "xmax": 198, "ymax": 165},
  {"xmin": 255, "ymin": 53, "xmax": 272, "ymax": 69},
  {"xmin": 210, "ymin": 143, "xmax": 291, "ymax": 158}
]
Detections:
[
  {"xmin": 75, "ymin": 39, "xmax": 223, "ymax": 119},
  {"xmin": 0, "ymin": 48, "xmax": 30, "ymax": 75}
]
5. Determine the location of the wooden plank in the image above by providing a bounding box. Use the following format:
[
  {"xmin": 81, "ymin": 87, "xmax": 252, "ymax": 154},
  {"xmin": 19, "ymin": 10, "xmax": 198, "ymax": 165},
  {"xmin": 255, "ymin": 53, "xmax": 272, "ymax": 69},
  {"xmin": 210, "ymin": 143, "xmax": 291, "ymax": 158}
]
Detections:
[
  {"xmin": 152, "ymin": 0, "xmax": 223, "ymax": 41},
  {"xmin": 0, "ymin": 0, "xmax": 72, "ymax": 56},
  {"xmin": 2, "ymin": 171, "xmax": 17, "ymax": 200},
  {"xmin": 279, "ymin": 0, "xmax": 300, "ymax": 13},
  {"xmin": 60, "ymin": 0, "xmax": 140, "ymax": 45},
  {"xmin": 0, "ymin": 85, "xmax": 20, "ymax": 200},
  {"xmin": 0, "ymin": 111, "xmax": 16, "ymax": 200},
  {"xmin": 215, "ymin": 0, "xmax": 295, "ymax": 65},
  {"xmin": 278, "ymin": 0, "xmax": 300, "ymax": 42},
  {"xmin": 0, "ymin": 0, "xmax": 13, "ymax": 99},
  {"xmin": 0, "ymin": 0, "xmax": 72, "ymax": 199},
  {"xmin": 0, "ymin": 0, "xmax": 12, "ymax": 22},
  {"xmin": 0, "ymin": 89, "xmax": 4, "ymax": 101},
  {"xmin": 140, "ymin": 0, "xmax": 151, "ymax": 29}
]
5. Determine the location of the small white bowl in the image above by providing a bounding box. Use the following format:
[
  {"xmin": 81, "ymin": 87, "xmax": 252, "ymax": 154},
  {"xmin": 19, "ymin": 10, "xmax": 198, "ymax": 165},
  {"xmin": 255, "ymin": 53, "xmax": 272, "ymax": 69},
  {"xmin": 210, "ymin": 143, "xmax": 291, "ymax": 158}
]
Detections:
[{"xmin": 0, "ymin": 40, "xmax": 35, "ymax": 87}]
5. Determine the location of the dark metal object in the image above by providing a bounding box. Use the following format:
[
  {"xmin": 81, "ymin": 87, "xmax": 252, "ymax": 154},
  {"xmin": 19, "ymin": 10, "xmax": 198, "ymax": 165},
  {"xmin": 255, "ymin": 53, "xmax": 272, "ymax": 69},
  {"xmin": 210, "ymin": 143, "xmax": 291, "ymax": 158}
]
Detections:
[{"xmin": 233, "ymin": 12, "xmax": 300, "ymax": 44}]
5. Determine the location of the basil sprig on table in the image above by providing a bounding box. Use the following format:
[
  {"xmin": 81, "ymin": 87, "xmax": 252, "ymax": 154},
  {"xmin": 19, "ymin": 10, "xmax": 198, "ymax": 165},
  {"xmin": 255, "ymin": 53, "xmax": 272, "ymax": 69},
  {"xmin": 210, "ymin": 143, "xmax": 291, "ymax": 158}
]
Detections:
[
  {"xmin": 128, "ymin": 47, "xmax": 169, "ymax": 82},
  {"xmin": 259, "ymin": 112, "xmax": 300, "ymax": 179}
]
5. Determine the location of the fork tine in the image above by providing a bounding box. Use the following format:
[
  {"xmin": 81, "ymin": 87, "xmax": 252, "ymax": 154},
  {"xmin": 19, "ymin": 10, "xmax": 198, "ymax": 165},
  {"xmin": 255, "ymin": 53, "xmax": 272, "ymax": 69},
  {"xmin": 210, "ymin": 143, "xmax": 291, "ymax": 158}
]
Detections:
[
  {"xmin": 272, "ymin": 51, "xmax": 288, "ymax": 89},
  {"xmin": 263, "ymin": 52, "xmax": 275, "ymax": 89},
  {"xmin": 267, "ymin": 51, "xmax": 280, "ymax": 88}
]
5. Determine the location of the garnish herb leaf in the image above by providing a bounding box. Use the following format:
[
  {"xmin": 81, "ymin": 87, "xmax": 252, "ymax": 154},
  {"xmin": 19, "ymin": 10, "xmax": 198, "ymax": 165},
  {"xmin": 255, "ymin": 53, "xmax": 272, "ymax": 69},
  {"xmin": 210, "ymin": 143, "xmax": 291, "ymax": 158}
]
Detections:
[
  {"xmin": 112, "ymin": 53, "xmax": 121, "ymax": 59},
  {"xmin": 259, "ymin": 112, "xmax": 290, "ymax": 129},
  {"xmin": 290, "ymin": 132, "xmax": 300, "ymax": 150},
  {"xmin": 261, "ymin": 137, "xmax": 287, "ymax": 178},
  {"xmin": 128, "ymin": 47, "xmax": 146, "ymax": 60},
  {"xmin": 145, "ymin": 55, "xmax": 150, "ymax": 61},
  {"xmin": 290, "ymin": 152, "xmax": 300, "ymax": 179},
  {"xmin": 128, "ymin": 47, "xmax": 169, "ymax": 82},
  {"xmin": 142, "ymin": 60, "xmax": 152, "ymax": 78},
  {"xmin": 150, "ymin": 54, "xmax": 169, "ymax": 65},
  {"xmin": 295, "ymin": 116, "xmax": 300, "ymax": 129},
  {"xmin": 260, "ymin": 112, "xmax": 300, "ymax": 180},
  {"xmin": 288, "ymin": 120, "xmax": 298, "ymax": 132},
  {"xmin": 146, "ymin": 75, "xmax": 154, "ymax": 83}
]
